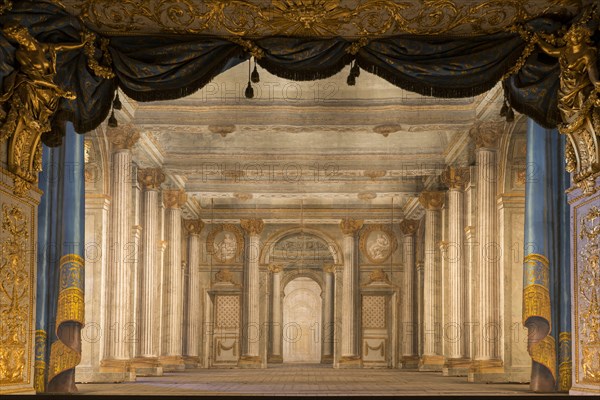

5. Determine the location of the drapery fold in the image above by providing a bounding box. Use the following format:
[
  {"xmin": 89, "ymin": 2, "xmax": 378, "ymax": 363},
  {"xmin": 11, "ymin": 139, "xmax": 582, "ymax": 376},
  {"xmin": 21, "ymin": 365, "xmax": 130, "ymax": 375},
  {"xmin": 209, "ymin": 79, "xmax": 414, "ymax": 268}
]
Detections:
[
  {"xmin": 0, "ymin": 0, "xmax": 587, "ymax": 145},
  {"xmin": 34, "ymin": 123, "xmax": 85, "ymax": 393},
  {"xmin": 523, "ymin": 119, "xmax": 571, "ymax": 392}
]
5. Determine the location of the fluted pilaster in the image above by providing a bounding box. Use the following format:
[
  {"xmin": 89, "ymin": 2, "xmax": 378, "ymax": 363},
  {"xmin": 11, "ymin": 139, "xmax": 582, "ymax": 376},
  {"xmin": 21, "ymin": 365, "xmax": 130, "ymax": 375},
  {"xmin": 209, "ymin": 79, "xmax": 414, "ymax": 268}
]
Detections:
[
  {"xmin": 183, "ymin": 219, "xmax": 204, "ymax": 366},
  {"xmin": 322, "ymin": 264, "xmax": 336, "ymax": 364},
  {"xmin": 160, "ymin": 189, "xmax": 187, "ymax": 371},
  {"xmin": 239, "ymin": 218, "xmax": 264, "ymax": 367},
  {"xmin": 268, "ymin": 263, "xmax": 283, "ymax": 363},
  {"xmin": 418, "ymin": 191, "xmax": 445, "ymax": 371},
  {"xmin": 399, "ymin": 219, "xmax": 419, "ymax": 368},
  {"xmin": 101, "ymin": 126, "xmax": 139, "ymax": 374},
  {"xmin": 469, "ymin": 123, "xmax": 504, "ymax": 380},
  {"xmin": 441, "ymin": 166, "xmax": 471, "ymax": 376},
  {"xmin": 339, "ymin": 218, "xmax": 363, "ymax": 367},
  {"xmin": 132, "ymin": 168, "xmax": 165, "ymax": 376}
]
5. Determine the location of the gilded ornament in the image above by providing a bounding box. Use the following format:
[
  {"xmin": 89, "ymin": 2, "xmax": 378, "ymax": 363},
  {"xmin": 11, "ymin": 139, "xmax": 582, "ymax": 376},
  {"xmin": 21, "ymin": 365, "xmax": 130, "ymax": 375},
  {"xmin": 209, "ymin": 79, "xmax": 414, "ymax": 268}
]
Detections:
[
  {"xmin": 183, "ymin": 218, "xmax": 204, "ymax": 236},
  {"xmin": 418, "ymin": 191, "xmax": 445, "ymax": 210},
  {"xmin": 106, "ymin": 124, "xmax": 140, "ymax": 150},
  {"xmin": 399, "ymin": 219, "xmax": 419, "ymax": 236},
  {"xmin": 240, "ymin": 218, "xmax": 264, "ymax": 236},
  {"xmin": 268, "ymin": 263, "xmax": 283, "ymax": 274},
  {"xmin": 578, "ymin": 205, "xmax": 600, "ymax": 383},
  {"xmin": 0, "ymin": 23, "xmax": 85, "ymax": 183},
  {"xmin": 558, "ymin": 331, "xmax": 572, "ymax": 391},
  {"xmin": 137, "ymin": 168, "xmax": 165, "ymax": 190},
  {"xmin": 368, "ymin": 268, "xmax": 390, "ymax": 284},
  {"xmin": 214, "ymin": 269, "xmax": 238, "ymax": 285},
  {"xmin": 162, "ymin": 189, "xmax": 187, "ymax": 209},
  {"xmin": 12, "ymin": 177, "xmax": 31, "ymax": 198},
  {"xmin": 0, "ymin": 204, "xmax": 30, "ymax": 386},
  {"xmin": 441, "ymin": 166, "xmax": 469, "ymax": 190},
  {"xmin": 0, "ymin": 0, "xmax": 12, "ymax": 15},
  {"xmin": 340, "ymin": 218, "xmax": 363, "ymax": 236},
  {"xmin": 363, "ymin": 169, "xmax": 386, "ymax": 180},
  {"xmin": 469, "ymin": 121, "xmax": 503, "ymax": 149},
  {"xmin": 533, "ymin": 7, "xmax": 600, "ymax": 193},
  {"xmin": 59, "ymin": 0, "xmax": 586, "ymax": 37}
]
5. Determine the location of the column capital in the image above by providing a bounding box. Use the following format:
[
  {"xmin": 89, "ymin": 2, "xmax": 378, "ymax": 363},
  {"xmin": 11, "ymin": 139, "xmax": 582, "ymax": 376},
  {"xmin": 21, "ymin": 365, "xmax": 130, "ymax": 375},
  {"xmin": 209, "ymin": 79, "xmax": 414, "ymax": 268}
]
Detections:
[
  {"xmin": 240, "ymin": 218, "xmax": 264, "ymax": 235},
  {"xmin": 137, "ymin": 168, "xmax": 165, "ymax": 190},
  {"xmin": 399, "ymin": 219, "xmax": 419, "ymax": 235},
  {"xmin": 162, "ymin": 189, "xmax": 187, "ymax": 209},
  {"xmin": 106, "ymin": 124, "xmax": 140, "ymax": 151},
  {"xmin": 418, "ymin": 191, "xmax": 445, "ymax": 210},
  {"xmin": 323, "ymin": 264, "xmax": 337, "ymax": 273},
  {"xmin": 268, "ymin": 263, "xmax": 283, "ymax": 273},
  {"xmin": 441, "ymin": 166, "xmax": 470, "ymax": 190},
  {"xmin": 469, "ymin": 121, "xmax": 503, "ymax": 149},
  {"xmin": 183, "ymin": 219, "xmax": 204, "ymax": 236},
  {"xmin": 340, "ymin": 218, "xmax": 363, "ymax": 236}
]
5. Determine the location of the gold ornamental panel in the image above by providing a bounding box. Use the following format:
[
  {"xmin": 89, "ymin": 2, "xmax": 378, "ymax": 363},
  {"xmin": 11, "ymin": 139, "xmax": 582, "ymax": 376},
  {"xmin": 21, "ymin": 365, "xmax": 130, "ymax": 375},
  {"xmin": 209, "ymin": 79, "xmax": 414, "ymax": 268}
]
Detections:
[{"xmin": 53, "ymin": 0, "xmax": 587, "ymax": 37}]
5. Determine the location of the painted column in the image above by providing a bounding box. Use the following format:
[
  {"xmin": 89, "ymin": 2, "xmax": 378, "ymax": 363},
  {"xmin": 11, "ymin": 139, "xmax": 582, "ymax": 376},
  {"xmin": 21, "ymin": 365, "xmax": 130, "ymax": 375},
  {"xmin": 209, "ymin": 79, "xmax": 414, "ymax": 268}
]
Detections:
[
  {"xmin": 399, "ymin": 219, "xmax": 419, "ymax": 368},
  {"xmin": 416, "ymin": 261, "xmax": 425, "ymax": 358},
  {"xmin": 239, "ymin": 218, "xmax": 264, "ymax": 367},
  {"xmin": 101, "ymin": 125, "xmax": 139, "ymax": 375},
  {"xmin": 468, "ymin": 123, "xmax": 504, "ymax": 381},
  {"xmin": 132, "ymin": 168, "xmax": 165, "ymax": 376},
  {"xmin": 339, "ymin": 218, "xmax": 363, "ymax": 367},
  {"xmin": 418, "ymin": 191, "xmax": 445, "ymax": 371},
  {"xmin": 159, "ymin": 189, "xmax": 187, "ymax": 371},
  {"xmin": 183, "ymin": 219, "xmax": 204, "ymax": 367},
  {"xmin": 441, "ymin": 166, "xmax": 471, "ymax": 376},
  {"xmin": 268, "ymin": 263, "xmax": 283, "ymax": 363},
  {"xmin": 322, "ymin": 264, "xmax": 336, "ymax": 364}
]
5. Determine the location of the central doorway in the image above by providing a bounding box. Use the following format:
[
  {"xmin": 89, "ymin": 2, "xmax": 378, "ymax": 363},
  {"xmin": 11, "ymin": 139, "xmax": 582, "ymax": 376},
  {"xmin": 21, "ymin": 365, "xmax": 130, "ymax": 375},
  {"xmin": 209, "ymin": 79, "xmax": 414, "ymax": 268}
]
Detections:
[{"xmin": 283, "ymin": 277, "xmax": 322, "ymax": 363}]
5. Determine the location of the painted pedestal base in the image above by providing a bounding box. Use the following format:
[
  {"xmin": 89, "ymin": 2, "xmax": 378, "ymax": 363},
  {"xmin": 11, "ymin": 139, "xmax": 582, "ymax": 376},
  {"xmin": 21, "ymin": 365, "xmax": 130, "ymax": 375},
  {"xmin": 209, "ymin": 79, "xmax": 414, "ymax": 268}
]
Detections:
[
  {"xmin": 338, "ymin": 356, "xmax": 362, "ymax": 369},
  {"xmin": 131, "ymin": 358, "xmax": 163, "ymax": 376},
  {"xmin": 238, "ymin": 356, "xmax": 262, "ymax": 368},
  {"xmin": 401, "ymin": 356, "xmax": 420, "ymax": 369},
  {"xmin": 419, "ymin": 355, "xmax": 445, "ymax": 372},
  {"xmin": 443, "ymin": 358, "xmax": 471, "ymax": 376},
  {"xmin": 468, "ymin": 359, "xmax": 505, "ymax": 383},
  {"xmin": 159, "ymin": 356, "xmax": 185, "ymax": 372}
]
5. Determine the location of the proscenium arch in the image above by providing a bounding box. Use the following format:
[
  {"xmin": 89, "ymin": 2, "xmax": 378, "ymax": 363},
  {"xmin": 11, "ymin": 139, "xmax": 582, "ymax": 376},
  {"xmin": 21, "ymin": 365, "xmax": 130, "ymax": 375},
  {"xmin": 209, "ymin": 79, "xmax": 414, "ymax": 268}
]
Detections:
[{"xmin": 259, "ymin": 227, "xmax": 343, "ymax": 266}]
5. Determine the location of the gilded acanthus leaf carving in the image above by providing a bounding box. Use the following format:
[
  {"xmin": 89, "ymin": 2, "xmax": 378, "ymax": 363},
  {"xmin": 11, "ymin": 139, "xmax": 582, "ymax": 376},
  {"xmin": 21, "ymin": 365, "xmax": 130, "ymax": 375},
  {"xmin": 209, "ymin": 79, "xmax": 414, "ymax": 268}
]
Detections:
[
  {"xmin": 0, "ymin": 204, "xmax": 30, "ymax": 385},
  {"xmin": 53, "ymin": 0, "xmax": 587, "ymax": 37}
]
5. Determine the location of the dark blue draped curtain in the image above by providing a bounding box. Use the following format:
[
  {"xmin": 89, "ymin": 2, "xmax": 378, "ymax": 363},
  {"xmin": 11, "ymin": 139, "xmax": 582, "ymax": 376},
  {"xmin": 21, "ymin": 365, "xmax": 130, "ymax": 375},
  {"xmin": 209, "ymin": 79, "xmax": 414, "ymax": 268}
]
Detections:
[
  {"xmin": 0, "ymin": 1, "xmax": 584, "ymax": 146},
  {"xmin": 35, "ymin": 123, "xmax": 85, "ymax": 393},
  {"xmin": 523, "ymin": 119, "xmax": 571, "ymax": 392}
]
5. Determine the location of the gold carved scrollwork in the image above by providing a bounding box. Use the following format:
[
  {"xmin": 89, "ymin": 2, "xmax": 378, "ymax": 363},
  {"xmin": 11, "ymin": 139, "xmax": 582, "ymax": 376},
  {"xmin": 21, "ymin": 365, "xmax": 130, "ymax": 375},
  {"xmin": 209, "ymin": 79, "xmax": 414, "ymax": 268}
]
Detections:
[
  {"xmin": 0, "ymin": 204, "xmax": 30, "ymax": 386},
  {"xmin": 399, "ymin": 219, "xmax": 419, "ymax": 236},
  {"xmin": 162, "ymin": 189, "xmax": 187, "ymax": 209},
  {"xmin": 137, "ymin": 168, "xmax": 165, "ymax": 190},
  {"xmin": 240, "ymin": 218, "xmax": 264, "ymax": 236},
  {"xmin": 0, "ymin": 0, "xmax": 12, "ymax": 15},
  {"xmin": 0, "ymin": 24, "xmax": 84, "ymax": 184},
  {"xmin": 532, "ymin": 7, "xmax": 600, "ymax": 194},
  {"xmin": 578, "ymin": 205, "xmax": 600, "ymax": 384},
  {"xmin": 340, "ymin": 218, "xmax": 363, "ymax": 236},
  {"xmin": 418, "ymin": 191, "xmax": 445, "ymax": 210},
  {"xmin": 59, "ymin": 0, "xmax": 585, "ymax": 37},
  {"xmin": 183, "ymin": 218, "xmax": 204, "ymax": 236},
  {"xmin": 441, "ymin": 166, "xmax": 470, "ymax": 190}
]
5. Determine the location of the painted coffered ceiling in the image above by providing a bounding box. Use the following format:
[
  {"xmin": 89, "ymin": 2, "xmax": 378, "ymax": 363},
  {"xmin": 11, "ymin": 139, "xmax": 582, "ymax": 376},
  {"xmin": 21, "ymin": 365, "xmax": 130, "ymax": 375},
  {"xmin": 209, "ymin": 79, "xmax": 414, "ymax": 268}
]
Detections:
[
  {"xmin": 122, "ymin": 61, "xmax": 507, "ymax": 222},
  {"xmin": 52, "ymin": 0, "xmax": 588, "ymax": 37}
]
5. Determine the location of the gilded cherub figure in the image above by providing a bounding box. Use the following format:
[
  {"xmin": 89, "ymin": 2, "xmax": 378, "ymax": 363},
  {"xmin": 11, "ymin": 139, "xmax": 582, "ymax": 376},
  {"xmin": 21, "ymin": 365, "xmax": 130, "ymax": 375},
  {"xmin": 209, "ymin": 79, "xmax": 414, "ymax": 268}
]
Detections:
[
  {"xmin": 0, "ymin": 23, "xmax": 89, "ymax": 181},
  {"xmin": 532, "ymin": 16, "xmax": 600, "ymax": 189}
]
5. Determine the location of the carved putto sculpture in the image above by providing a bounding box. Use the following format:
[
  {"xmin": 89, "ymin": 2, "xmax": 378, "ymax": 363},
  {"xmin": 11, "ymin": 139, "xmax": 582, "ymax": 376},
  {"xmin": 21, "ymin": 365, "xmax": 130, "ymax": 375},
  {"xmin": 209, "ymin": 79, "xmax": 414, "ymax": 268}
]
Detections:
[
  {"xmin": 0, "ymin": 23, "xmax": 88, "ymax": 183},
  {"xmin": 533, "ymin": 12, "xmax": 600, "ymax": 192}
]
